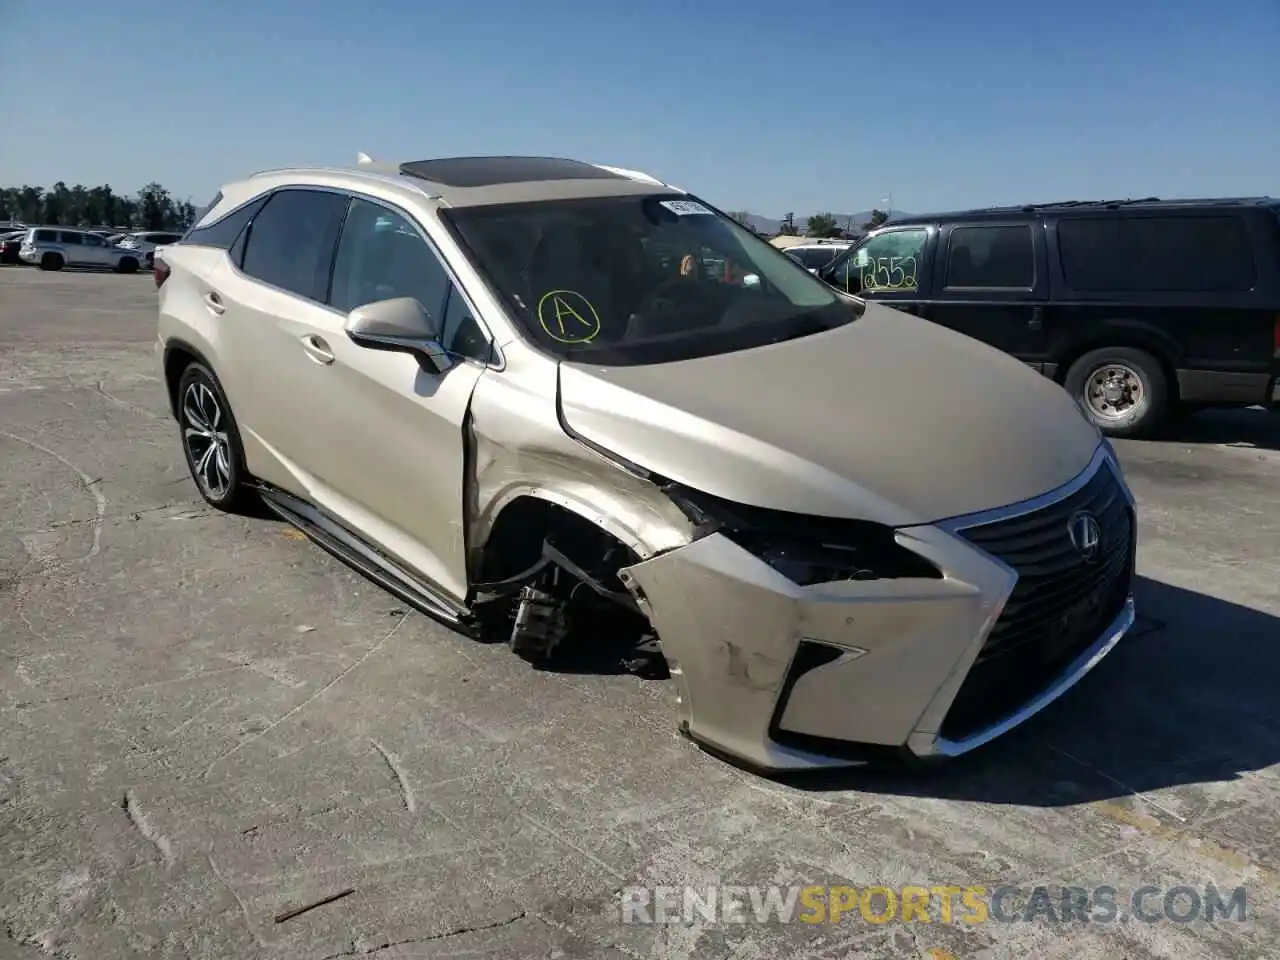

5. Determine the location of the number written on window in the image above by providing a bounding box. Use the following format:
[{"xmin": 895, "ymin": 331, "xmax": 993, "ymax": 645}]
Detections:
[{"xmin": 852, "ymin": 229, "xmax": 928, "ymax": 292}]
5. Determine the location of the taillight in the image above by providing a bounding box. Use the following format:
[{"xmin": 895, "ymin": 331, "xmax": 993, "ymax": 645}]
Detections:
[
  {"xmin": 153, "ymin": 257, "xmax": 171, "ymax": 289},
  {"xmin": 1273, "ymin": 313, "xmax": 1280, "ymax": 355}
]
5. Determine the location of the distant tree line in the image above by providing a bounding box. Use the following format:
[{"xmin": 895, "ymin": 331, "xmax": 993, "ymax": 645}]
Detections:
[
  {"xmin": 730, "ymin": 209, "xmax": 892, "ymax": 240},
  {"xmin": 0, "ymin": 182, "xmax": 197, "ymax": 232}
]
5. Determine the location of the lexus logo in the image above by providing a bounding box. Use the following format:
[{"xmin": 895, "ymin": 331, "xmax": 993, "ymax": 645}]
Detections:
[{"xmin": 1068, "ymin": 511, "xmax": 1102, "ymax": 561}]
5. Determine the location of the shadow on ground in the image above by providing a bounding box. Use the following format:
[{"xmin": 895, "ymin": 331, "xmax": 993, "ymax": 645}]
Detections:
[
  {"xmin": 783, "ymin": 575, "xmax": 1280, "ymax": 805},
  {"xmin": 1159, "ymin": 407, "xmax": 1280, "ymax": 452}
]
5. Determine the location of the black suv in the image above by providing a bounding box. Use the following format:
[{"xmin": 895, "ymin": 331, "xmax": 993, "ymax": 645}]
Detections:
[{"xmin": 818, "ymin": 198, "xmax": 1280, "ymax": 436}]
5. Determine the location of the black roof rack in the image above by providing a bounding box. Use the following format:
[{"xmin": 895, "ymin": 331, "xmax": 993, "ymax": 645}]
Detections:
[
  {"xmin": 890, "ymin": 196, "xmax": 1276, "ymax": 225},
  {"xmin": 398, "ymin": 156, "xmax": 625, "ymax": 189}
]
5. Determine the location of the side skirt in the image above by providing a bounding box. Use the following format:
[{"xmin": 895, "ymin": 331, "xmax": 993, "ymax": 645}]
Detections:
[{"xmin": 256, "ymin": 486, "xmax": 479, "ymax": 637}]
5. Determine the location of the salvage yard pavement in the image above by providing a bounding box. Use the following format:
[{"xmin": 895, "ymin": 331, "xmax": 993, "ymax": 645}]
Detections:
[{"xmin": 2, "ymin": 265, "xmax": 1279, "ymax": 959}]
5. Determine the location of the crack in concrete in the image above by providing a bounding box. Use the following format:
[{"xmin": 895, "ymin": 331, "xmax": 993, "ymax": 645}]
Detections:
[
  {"xmin": 0, "ymin": 430, "xmax": 106, "ymax": 564},
  {"xmin": 369, "ymin": 739, "xmax": 416, "ymax": 813},
  {"xmin": 318, "ymin": 910, "xmax": 527, "ymax": 958},
  {"xmin": 202, "ymin": 611, "xmax": 411, "ymax": 781},
  {"xmin": 122, "ymin": 790, "xmax": 174, "ymax": 866},
  {"xmin": 94, "ymin": 380, "xmax": 167, "ymax": 421}
]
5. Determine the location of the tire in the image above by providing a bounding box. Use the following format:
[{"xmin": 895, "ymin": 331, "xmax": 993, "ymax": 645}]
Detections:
[
  {"xmin": 116, "ymin": 256, "xmax": 139, "ymax": 274},
  {"xmin": 40, "ymin": 252, "xmax": 64, "ymax": 271},
  {"xmin": 1064, "ymin": 346, "xmax": 1168, "ymax": 438},
  {"xmin": 145, "ymin": 252, "xmax": 154, "ymax": 269},
  {"xmin": 176, "ymin": 362, "xmax": 255, "ymax": 512}
]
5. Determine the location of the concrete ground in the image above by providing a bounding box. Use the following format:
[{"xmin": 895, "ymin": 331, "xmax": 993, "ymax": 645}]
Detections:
[{"xmin": 1, "ymin": 265, "xmax": 1277, "ymax": 960}]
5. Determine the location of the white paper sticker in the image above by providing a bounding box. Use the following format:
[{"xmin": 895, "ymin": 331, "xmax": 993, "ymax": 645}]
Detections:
[
  {"xmin": 854, "ymin": 249, "xmax": 870, "ymax": 267},
  {"xmin": 660, "ymin": 200, "xmax": 713, "ymax": 216}
]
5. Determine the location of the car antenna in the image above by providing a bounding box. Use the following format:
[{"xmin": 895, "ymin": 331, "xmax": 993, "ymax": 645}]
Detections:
[{"xmin": 354, "ymin": 151, "xmax": 403, "ymax": 175}]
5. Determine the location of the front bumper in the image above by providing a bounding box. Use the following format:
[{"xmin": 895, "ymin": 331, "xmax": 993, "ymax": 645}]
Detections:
[{"xmin": 621, "ymin": 444, "xmax": 1136, "ymax": 772}]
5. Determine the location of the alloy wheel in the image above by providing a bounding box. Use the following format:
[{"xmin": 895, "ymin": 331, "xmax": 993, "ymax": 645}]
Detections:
[{"xmin": 182, "ymin": 381, "xmax": 232, "ymax": 498}]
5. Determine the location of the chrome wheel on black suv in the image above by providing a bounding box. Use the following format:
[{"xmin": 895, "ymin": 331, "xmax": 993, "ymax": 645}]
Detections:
[
  {"xmin": 176, "ymin": 362, "xmax": 253, "ymax": 511},
  {"xmin": 1065, "ymin": 347, "xmax": 1168, "ymax": 438}
]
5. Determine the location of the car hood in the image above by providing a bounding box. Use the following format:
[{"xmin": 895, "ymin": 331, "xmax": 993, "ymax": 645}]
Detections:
[{"xmin": 557, "ymin": 301, "xmax": 1101, "ymax": 527}]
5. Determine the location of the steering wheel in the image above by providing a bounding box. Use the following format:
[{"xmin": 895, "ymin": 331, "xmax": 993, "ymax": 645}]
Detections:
[{"xmin": 631, "ymin": 275, "xmax": 719, "ymax": 317}]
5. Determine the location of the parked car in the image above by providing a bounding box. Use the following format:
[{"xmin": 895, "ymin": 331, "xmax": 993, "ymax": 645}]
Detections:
[
  {"xmin": 819, "ymin": 198, "xmax": 1280, "ymax": 435},
  {"xmin": 784, "ymin": 241, "xmax": 853, "ymax": 274},
  {"xmin": 158, "ymin": 155, "xmax": 1136, "ymax": 773},
  {"xmin": 0, "ymin": 230, "xmax": 25, "ymax": 264},
  {"xmin": 116, "ymin": 230, "xmax": 185, "ymax": 267},
  {"xmin": 18, "ymin": 227, "xmax": 145, "ymax": 272}
]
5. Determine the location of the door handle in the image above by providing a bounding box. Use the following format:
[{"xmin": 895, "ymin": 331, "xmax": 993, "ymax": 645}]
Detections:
[
  {"xmin": 300, "ymin": 334, "xmax": 335, "ymax": 365},
  {"xmin": 203, "ymin": 291, "xmax": 226, "ymax": 315},
  {"xmin": 1028, "ymin": 306, "xmax": 1044, "ymax": 331}
]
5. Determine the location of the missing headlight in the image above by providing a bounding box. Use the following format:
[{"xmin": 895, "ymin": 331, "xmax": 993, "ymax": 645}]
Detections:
[{"xmin": 663, "ymin": 485, "xmax": 941, "ymax": 584}]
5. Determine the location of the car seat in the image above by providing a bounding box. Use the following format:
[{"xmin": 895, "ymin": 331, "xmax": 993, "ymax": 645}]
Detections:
[{"xmin": 526, "ymin": 222, "xmax": 619, "ymax": 342}]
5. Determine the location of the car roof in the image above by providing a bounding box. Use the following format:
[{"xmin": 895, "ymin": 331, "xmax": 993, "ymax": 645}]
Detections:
[
  {"xmin": 230, "ymin": 155, "xmax": 684, "ymax": 214},
  {"xmin": 887, "ymin": 196, "xmax": 1278, "ymax": 226}
]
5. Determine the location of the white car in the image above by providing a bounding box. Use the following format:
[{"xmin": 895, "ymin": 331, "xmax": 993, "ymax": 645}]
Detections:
[
  {"xmin": 19, "ymin": 227, "xmax": 146, "ymax": 272},
  {"xmin": 116, "ymin": 230, "xmax": 185, "ymax": 267},
  {"xmin": 784, "ymin": 242, "xmax": 853, "ymax": 274}
]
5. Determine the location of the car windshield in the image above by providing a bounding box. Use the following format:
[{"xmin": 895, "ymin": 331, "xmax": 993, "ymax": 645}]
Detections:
[{"xmin": 443, "ymin": 194, "xmax": 854, "ymax": 365}]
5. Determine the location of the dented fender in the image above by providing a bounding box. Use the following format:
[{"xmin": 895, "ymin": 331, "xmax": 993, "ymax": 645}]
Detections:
[{"xmin": 465, "ymin": 355, "xmax": 696, "ymax": 576}]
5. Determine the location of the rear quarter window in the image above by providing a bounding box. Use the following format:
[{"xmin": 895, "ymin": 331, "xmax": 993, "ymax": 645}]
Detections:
[
  {"xmin": 184, "ymin": 195, "xmax": 270, "ymax": 253},
  {"xmin": 34, "ymin": 229, "xmax": 56, "ymax": 242},
  {"xmin": 1057, "ymin": 215, "xmax": 1256, "ymax": 292}
]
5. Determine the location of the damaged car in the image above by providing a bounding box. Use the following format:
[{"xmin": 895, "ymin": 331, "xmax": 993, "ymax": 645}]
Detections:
[{"xmin": 157, "ymin": 155, "xmax": 1138, "ymax": 772}]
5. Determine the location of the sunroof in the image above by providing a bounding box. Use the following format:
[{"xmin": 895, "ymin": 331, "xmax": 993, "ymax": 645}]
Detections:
[{"xmin": 399, "ymin": 156, "xmax": 625, "ymax": 189}]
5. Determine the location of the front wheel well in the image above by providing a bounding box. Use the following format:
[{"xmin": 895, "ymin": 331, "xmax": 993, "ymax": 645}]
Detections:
[
  {"xmin": 474, "ymin": 496, "xmax": 641, "ymax": 588},
  {"xmin": 1053, "ymin": 337, "xmax": 1181, "ymax": 405},
  {"xmin": 471, "ymin": 496, "xmax": 664, "ymax": 671}
]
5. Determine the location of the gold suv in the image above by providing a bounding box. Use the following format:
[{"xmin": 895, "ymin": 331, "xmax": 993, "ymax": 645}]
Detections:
[{"xmin": 157, "ymin": 156, "xmax": 1137, "ymax": 772}]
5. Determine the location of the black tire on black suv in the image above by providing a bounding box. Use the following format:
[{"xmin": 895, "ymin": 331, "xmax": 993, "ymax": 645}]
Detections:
[
  {"xmin": 175, "ymin": 362, "xmax": 256, "ymax": 513},
  {"xmin": 1064, "ymin": 346, "xmax": 1169, "ymax": 438}
]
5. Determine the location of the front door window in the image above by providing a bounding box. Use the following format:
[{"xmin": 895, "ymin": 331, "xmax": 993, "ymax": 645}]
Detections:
[{"xmin": 850, "ymin": 229, "xmax": 928, "ymax": 294}]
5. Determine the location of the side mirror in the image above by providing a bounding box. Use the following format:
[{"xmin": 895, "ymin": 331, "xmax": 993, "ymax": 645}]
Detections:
[{"xmin": 344, "ymin": 296, "xmax": 452, "ymax": 373}]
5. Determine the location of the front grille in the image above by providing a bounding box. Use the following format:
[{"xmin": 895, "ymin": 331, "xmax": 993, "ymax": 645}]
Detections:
[{"xmin": 940, "ymin": 461, "xmax": 1135, "ymax": 741}]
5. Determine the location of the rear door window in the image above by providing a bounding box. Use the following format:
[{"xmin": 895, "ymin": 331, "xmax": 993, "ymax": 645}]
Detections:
[
  {"xmin": 944, "ymin": 225, "xmax": 1035, "ymax": 288},
  {"xmin": 1057, "ymin": 216, "xmax": 1256, "ymax": 292},
  {"xmin": 59, "ymin": 231, "xmax": 84, "ymax": 245},
  {"xmin": 239, "ymin": 189, "xmax": 349, "ymax": 301}
]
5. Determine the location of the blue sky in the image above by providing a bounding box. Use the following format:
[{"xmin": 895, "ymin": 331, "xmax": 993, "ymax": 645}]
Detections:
[{"xmin": 1, "ymin": 0, "xmax": 1276, "ymax": 217}]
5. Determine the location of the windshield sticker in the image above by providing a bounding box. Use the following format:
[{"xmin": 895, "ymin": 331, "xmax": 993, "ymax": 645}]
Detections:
[
  {"xmin": 537, "ymin": 289, "xmax": 601, "ymax": 344},
  {"xmin": 659, "ymin": 200, "xmax": 713, "ymax": 217}
]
